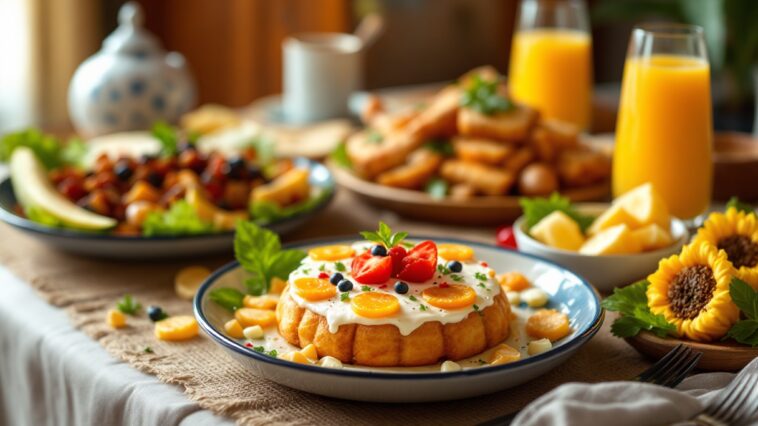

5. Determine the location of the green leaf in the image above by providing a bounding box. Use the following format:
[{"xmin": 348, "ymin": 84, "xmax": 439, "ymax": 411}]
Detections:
[
  {"xmin": 610, "ymin": 316, "xmax": 645, "ymax": 338},
  {"xmin": 151, "ymin": 121, "xmax": 180, "ymax": 157},
  {"xmin": 209, "ymin": 288, "xmax": 245, "ymax": 312},
  {"xmin": 330, "ymin": 142, "xmax": 352, "ymax": 169},
  {"xmin": 726, "ymin": 319, "xmax": 758, "ymax": 347},
  {"xmin": 423, "ymin": 139, "xmax": 454, "ymax": 157},
  {"xmin": 519, "ymin": 193, "xmax": 596, "ymax": 233},
  {"xmin": 729, "ymin": 278, "xmax": 758, "ymax": 320},
  {"xmin": 602, "ymin": 280, "xmax": 676, "ymax": 338},
  {"xmin": 234, "ymin": 221, "xmax": 306, "ymax": 295},
  {"xmin": 360, "ymin": 221, "xmax": 408, "ymax": 248},
  {"xmin": 726, "ymin": 197, "xmax": 754, "ymax": 215},
  {"xmin": 0, "ymin": 129, "xmax": 63, "ymax": 169},
  {"xmin": 459, "ymin": 75, "xmax": 514, "ymax": 116},
  {"xmin": 60, "ymin": 137, "xmax": 89, "ymax": 168},
  {"xmin": 141, "ymin": 200, "xmax": 215, "ymax": 237},
  {"xmin": 116, "ymin": 294, "xmax": 142, "ymax": 315},
  {"xmin": 250, "ymin": 188, "xmax": 332, "ymax": 225},
  {"xmin": 425, "ymin": 178, "xmax": 448, "ymax": 200}
]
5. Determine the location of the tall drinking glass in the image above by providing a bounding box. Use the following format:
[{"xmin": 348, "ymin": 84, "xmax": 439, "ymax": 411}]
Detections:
[
  {"xmin": 613, "ymin": 24, "xmax": 712, "ymax": 220},
  {"xmin": 508, "ymin": 0, "xmax": 592, "ymax": 130}
]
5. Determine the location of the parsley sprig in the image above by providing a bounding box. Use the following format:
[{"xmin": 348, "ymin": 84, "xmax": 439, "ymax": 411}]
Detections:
[
  {"xmin": 602, "ymin": 280, "xmax": 676, "ymax": 338},
  {"xmin": 726, "ymin": 278, "xmax": 758, "ymax": 347},
  {"xmin": 116, "ymin": 294, "xmax": 142, "ymax": 316},
  {"xmin": 520, "ymin": 193, "xmax": 595, "ymax": 233},
  {"xmin": 460, "ymin": 75, "xmax": 514, "ymax": 115},
  {"xmin": 235, "ymin": 222, "xmax": 306, "ymax": 295},
  {"xmin": 360, "ymin": 222, "xmax": 408, "ymax": 249}
]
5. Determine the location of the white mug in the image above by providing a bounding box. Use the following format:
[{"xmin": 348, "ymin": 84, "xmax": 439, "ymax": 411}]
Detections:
[{"xmin": 282, "ymin": 33, "xmax": 363, "ymax": 124}]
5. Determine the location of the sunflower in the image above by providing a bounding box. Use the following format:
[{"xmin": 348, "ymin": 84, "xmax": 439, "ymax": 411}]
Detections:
[
  {"xmin": 693, "ymin": 207, "xmax": 758, "ymax": 289},
  {"xmin": 647, "ymin": 242, "xmax": 739, "ymax": 341}
]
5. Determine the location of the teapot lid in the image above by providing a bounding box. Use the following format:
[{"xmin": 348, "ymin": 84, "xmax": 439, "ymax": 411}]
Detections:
[{"xmin": 102, "ymin": 1, "xmax": 164, "ymax": 57}]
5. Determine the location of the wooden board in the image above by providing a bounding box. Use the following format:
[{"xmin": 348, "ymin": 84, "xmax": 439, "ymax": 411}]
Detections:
[
  {"xmin": 627, "ymin": 331, "xmax": 758, "ymax": 372},
  {"xmin": 330, "ymin": 163, "xmax": 610, "ymax": 226}
]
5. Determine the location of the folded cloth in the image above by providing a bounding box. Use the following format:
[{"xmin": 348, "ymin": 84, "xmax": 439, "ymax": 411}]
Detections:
[{"xmin": 513, "ymin": 357, "xmax": 758, "ymax": 426}]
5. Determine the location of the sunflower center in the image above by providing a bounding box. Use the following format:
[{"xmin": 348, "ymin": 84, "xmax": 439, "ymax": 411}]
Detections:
[
  {"xmin": 667, "ymin": 265, "xmax": 716, "ymax": 320},
  {"xmin": 717, "ymin": 235, "xmax": 758, "ymax": 268}
]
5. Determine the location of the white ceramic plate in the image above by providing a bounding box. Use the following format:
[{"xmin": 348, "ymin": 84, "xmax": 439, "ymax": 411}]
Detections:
[{"xmin": 194, "ymin": 237, "xmax": 604, "ymax": 402}]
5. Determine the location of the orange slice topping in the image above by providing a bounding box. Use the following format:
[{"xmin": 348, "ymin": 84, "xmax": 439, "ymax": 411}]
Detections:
[
  {"xmin": 498, "ymin": 272, "xmax": 531, "ymax": 292},
  {"xmin": 422, "ymin": 284, "xmax": 476, "ymax": 309},
  {"xmin": 437, "ymin": 243, "xmax": 475, "ymax": 261},
  {"xmin": 351, "ymin": 292, "xmax": 400, "ymax": 318},
  {"xmin": 154, "ymin": 315, "xmax": 199, "ymax": 341},
  {"xmin": 308, "ymin": 245, "xmax": 355, "ymax": 261},
  {"xmin": 292, "ymin": 277, "xmax": 337, "ymax": 301},
  {"xmin": 488, "ymin": 343, "xmax": 521, "ymax": 366},
  {"xmin": 235, "ymin": 308, "xmax": 277, "ymax": 328},
  {"xmin": 243, "ymin": 295, "xmax": 279, "ymax": 310},
  {"xmin": 525, "ymin": 309, "xmax": 571, "ymax": 341}
]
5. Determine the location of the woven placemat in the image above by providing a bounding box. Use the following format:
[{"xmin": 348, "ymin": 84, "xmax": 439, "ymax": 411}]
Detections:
[{"xmin": 0, "ymin": 191, "xmax": 650, "ymax": 425}]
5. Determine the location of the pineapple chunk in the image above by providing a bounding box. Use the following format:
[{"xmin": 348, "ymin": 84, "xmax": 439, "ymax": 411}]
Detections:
[
  {"xmin": 579, "ymin": 224, "xmax": 642, "ymax": 255},
  {"xmin": 588, "ymin": 203, "xmax": 640, "ymax": 235},
  {"xmin": 613, "ymin": 183, "xmax": 670, "ymax": 228},
  {"xmin": 530, "ymin": 211, "xmax": 585, "ymax": 251},
  {"xmin": 631, "ymin": 223, "xmax": 674, "ymax": 251}
]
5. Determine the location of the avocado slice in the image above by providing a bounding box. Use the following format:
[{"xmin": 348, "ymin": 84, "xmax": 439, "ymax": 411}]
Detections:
[{"xmin": 10, "ymin": 147, "xmax": 117, "ymax": 231}]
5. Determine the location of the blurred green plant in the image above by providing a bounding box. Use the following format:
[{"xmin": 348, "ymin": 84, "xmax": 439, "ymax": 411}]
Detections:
[{"xmin": 593, "ymin": 0, "xmax": 758, "ymax": 103}]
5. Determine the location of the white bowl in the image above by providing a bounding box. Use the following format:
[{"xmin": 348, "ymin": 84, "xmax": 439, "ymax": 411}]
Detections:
[{"xmin": 514, "ymin": 204, "xmax": 689, "ymax": 292}]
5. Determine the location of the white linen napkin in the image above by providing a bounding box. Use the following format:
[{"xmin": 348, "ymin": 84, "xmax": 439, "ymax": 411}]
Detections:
[{"xmin": 512, "ymin": 357, "xmax": 758, "ymax": 426}]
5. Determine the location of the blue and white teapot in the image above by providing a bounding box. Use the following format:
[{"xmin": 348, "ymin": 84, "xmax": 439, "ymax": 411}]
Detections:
[{"xmin": 68, "ymin": 1, "xmax": 196, "ymax": 137}]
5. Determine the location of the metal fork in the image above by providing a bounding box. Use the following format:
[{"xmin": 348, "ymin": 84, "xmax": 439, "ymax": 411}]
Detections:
[
  {"xmin": 691, "ymin": 371, "xmax": 758, "ymax": 426},
  {"xmin": 478, "ymin": 344, "xmax": 702, "ymax": 426}
]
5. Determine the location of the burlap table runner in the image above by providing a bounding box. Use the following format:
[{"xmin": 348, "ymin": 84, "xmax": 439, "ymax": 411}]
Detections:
[{"xmin": 0, "ymin": 190, "xmax": 651, "ymax": 425}]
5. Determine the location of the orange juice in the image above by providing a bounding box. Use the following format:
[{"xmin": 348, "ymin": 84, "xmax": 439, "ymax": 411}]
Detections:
[
  {"xmin": 613, "ymin": 54, "xmax": 712, "ymax": 219},
  {"xmin": 509, "ymin": 29, "xmax": 592, "ymax": 129}
]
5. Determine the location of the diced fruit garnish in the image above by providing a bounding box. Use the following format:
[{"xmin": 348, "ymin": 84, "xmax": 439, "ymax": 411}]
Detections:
[
  {"xmin": 300, "ymin": 343, "xmax": 318, "ymax": 361},
  {"xmin": 496, "ymin": 225, "xmax": 518, "ymax": 249},
  {"xmin": 506, "ymin": 291, "xmax": 521, "ymax": 305},
  {"xmin": 224, "ymin": 318, "xmax": 245, "ymax": 339},
  {"xmin": 422, "ymin": 284, "xmax": 476, "ymax": 309},
  {"xmin": 488, "ymin": 343, "xmax": 521, "ymax": 366},
  {"xmin": 174, "ymin": 266, "xmax": 211, "ymax": 301},
  {"xmin": 579, "ymin": 224, "xmax": 642, "ymax": 255},
  {"xmin": 447, "ymin": 260, "xmax": 463, "ymax": 273},
  {"xmin": 154, "ymin": 316, "xmax": 199, "ymax": 341},
  {"xmin": 526, "ymin": 309, "xmax": 571, "ymax": 341},
  {"xmin": 437, "ymin": 243, "xmax": 474, "ymax": 261},
  {"xmin": 278, "ymin": 351, "xmax": 311, "ymax": 364},
  {"xmin": 242, "ymin": 295, "xmax": 279, "ymax": 310},
  {"xmin": 631, "ymin": 223, "xmax": 674, "ymax": 251},
  {"xmin": 107, "ymin": 309, "xmax": 127, "ymax": 329},
  {"xmin": 269, "ymin": 277, "xmax": 287, "ymax": 295},
  {"xmin": 397, "ymin": 240, "xmax": 438, "ymax": 282},
  {"xmin": 440, "ymin": 360, "xmax": 462, "ymax": 372},
  {"xmin": 394, "ymin": 281, "xmax": 409, "ymax": 294},
  {"xmin": 388, "ymin": 246, "xmax": 408, "ymax": 275},
  {"xmin": 243, "ymin": 325, "xmax": 264, "ymax": 340},
  {"xmin": 318, "ymin": 356, "xmax": 343, "ymax": 369},
  {"xmin": 527, "ymin": 338, "xmax": 553, "ymax": 356},
  {"xmin": 235, "ymin": 307, "xmax": 277, "ymax": 328},
  {"xmin": 497, "ymin": 271, "xmax": 531, "ymax": 291},
  {"xmin": 370, "ymin": 245, "xmax": 388, "ymax": 256},
  {"xmin": 351, "ymin": 292, "xmax": 401, "ymax": 318},
  {"xmin": 588, "ymin": 203, "xmax": 640, "ymax": 235},
  {"xmin": 351, "ymin": 252, "xmax": 393, "ymax": 284},
  {"xmin": 309, "ymin": 246, "xmax": 355, "ymax": 262},
  {"xmin": 521, "ymin": 287, "xmax": 549, "ymax": 308},
  {"xmin": 613, "ymin": 183, "xmax": 670, "ymax": 229},
  {"xmin": 337, "ymin": 280, "xmax": 353, "ymax": 292},
  {"xmin": 530, "ymin": 210, "xmax": 585, "ymax": 251},
  {"xmin": 292, "ymin": 277, "xmax": 338, "ymax": 301}
]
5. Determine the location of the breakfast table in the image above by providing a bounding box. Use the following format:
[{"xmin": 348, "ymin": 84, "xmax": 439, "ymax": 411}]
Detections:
[{"xmin": 0, "ymin": 159, "xmax": 661, "ymax": 425}]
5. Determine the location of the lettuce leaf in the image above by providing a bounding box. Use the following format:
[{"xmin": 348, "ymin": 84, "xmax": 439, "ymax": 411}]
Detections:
[
  {"xmin": 141, "ymin": 200, "xmax": 214, "ymax": 237},
  {"xmin": 250, "ymin": 188, "xmax": 332, "ymax": 225},
  {"xmin": 519, "ymin": 193, "xmax": 595, "ymax": 233}
]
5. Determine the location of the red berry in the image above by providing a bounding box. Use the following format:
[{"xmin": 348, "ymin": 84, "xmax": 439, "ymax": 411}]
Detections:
[
  {"xmin": 350, "ymin": 252, "xmax": 393, "ymax": 285},
  {"xmin": 318, "ymin": 272, "xmax": 329, "ymax": 279},
  {"xmin": 396, "ymin": 240, "xmax": 437, "ymax": 283},
  {"xmin": 439, "ymin": 282, "xmax": 450, "ymax": 288},
  {"xmin": 496, "ymin": 226, "xmax": 518, "ymax": 250},
  {"xmin": 388, "ymin": 246, "xmax": 407, "ymax": 276}
]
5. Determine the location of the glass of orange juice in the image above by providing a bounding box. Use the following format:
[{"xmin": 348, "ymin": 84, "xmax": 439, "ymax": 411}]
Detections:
[
  {"xmin": 613, "ymin": 24, "xmax": 712, "ymax": 220},
  {"xmin": 508, "ymin": 0, "xmax": 592, "ymax": 130}
]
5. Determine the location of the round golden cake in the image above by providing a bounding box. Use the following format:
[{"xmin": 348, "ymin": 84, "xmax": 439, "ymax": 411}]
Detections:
[{"xmin": 275, "ymin": 241, "xmax": 512, "ymax": 367}]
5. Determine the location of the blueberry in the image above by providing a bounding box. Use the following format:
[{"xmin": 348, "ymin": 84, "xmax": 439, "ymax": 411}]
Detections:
[
  {"xmin": 394, "ymin": 281, "xmax": 409, "ymax": 294},
  {"xmin": 114, "ymin": 162, "xmax": 133, "ymax": 181},
  {"xmin": 337, "ymin": 280, "xmax": 353, "ymax": 292},
  {"xmin": 247, "ymin": 165, "xmax": 263, "ymax": 180},
  {"xmin": 146, "ymin": 171, "xmax": 163, "ymax": 188},
  {"xmin": 147, "ymin": 305, "xmax": 167, "ymax": 322},
  {"xmin": 447, "ymin": 260, "xmax": 463, "ymax": 273},
  {"xmin": 371, "ymin": 245, "xmax": 387, "ymax": 256},
  {"xmin": 223, "ymin": 156, "xmax": 247, "ymax": 179},
  {"xmin": 329, "ymin": 272, "xmax": 344, "ymax": 285}
]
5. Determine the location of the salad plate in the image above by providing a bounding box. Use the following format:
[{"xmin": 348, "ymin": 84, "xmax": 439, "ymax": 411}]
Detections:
[
  {"xmin": 0, "ymin": 158, "xmax": 334, "ymax": 259},
  {"xmin": 195, "ymin": 236, "xmax": 603, "ymax": 402}
]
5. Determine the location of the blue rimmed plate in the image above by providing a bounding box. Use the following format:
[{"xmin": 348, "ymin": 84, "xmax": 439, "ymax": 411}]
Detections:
[
  {"xmin": 194, "ymin": 237, "xmax": 603, "ymax": 402},
  {"xmin": 0, "ymin": 158, "xmax": 334, "ymax": 259}
]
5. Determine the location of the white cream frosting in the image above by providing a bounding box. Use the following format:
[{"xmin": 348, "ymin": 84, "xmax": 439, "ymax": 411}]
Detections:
[{"xmin": 288, "ymin": 242, "xmax": 501, "ymax": 336}]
